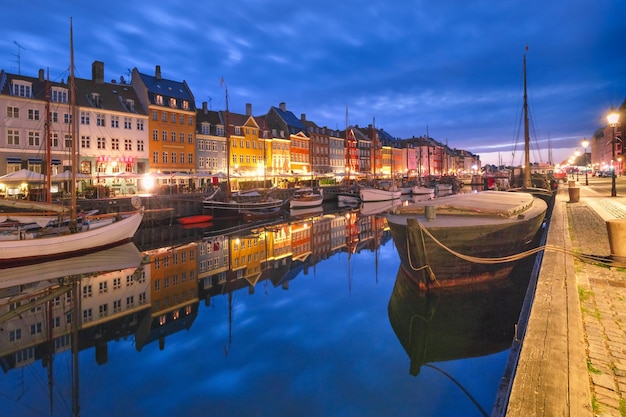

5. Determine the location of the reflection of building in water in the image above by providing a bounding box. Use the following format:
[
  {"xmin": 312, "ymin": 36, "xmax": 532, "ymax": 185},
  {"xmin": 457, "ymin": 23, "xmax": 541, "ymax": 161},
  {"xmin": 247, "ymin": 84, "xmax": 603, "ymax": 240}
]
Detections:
[
  {"xmin": 290, "ymin": 218, "xmax": 313, "ymax": 263},
  {"xmin": 136, "ymin": 242, "xmax": 200, "ymax": 351},
  {"xmin": 0, "ymin": 249, "xmax": 145, "ymax": 371},
  {"xmin": 198, "ymin": 234, "xmax": 230, "ymax": 292}
]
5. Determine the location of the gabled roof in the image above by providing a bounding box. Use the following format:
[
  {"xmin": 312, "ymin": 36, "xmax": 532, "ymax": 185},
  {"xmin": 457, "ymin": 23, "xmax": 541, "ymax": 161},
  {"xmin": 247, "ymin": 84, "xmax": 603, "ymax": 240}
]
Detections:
[
  {"xmin": 270, "ymin": 106, "xmax": 308, "ymax": 135},
  {"xmin": 196, "ymin": 108, "xmax": 221, "ymax": 125},
  {"xmin": 75, "ymin": 78, "xmax": 146, "ymax": 115},
  {"xmin": 134, "ymin": 68, "xmax": 196, "ymax": 111},
  {"xmin": 0, "ymin": 70, "xmax": 146, "ymax": 115}
]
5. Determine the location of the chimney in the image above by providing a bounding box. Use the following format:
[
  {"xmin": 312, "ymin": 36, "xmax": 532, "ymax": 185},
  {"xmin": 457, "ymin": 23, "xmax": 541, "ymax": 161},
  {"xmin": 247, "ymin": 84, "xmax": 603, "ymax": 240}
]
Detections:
[
  {"xmin": 279, "ymin": 102, "xmax": 286, "ymax": 111},
  {"xmin": 246, "ymin": 103, "xmax": 252, "ymax": 116},
  {"xmin": 301, "ymin": 113, "xmax": 306, "ymax": 122},
  {"xmin": 202, "ymin": 101, "xmax": 208, "ymax": 113},
  {"xmin": 92, "ymin": 61, "xmax": 105, "ymax": 84},
  {"xmin": 38, "ymin": 69, "xmax": 44, "ymax": 82},
  {"xmin": 155, "ymin": 65, "xmax": 162, "ymax": 80}
]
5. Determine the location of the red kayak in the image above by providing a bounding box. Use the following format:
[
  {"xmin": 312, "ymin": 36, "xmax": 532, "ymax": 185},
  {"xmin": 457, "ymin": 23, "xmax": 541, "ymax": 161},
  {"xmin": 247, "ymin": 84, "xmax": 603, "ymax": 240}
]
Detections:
[{"xmin": 177, "ymin": 215, "xmax": 213, "ymax": 225}]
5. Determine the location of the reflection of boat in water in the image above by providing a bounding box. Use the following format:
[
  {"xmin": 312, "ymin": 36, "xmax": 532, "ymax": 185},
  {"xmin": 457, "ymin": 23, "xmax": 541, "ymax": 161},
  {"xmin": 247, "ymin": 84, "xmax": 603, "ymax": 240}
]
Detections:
[
  {"xmin": 359, "ymin": 199, "xmax": 402, "ymax": 216},
  {"xmin": 0, "ymin": 242, "xmax": 143, "ymax": 289},
  {"xmin": 388, "ymin": 264, "xmax": 529, "ymax": 377},
  {"xmin": 289, "ymin": 205, "xmax": 324, "ymax": 218},
  {"xmin": 385, "ymin": 191, "xmax": 546, "ymax": 289}
]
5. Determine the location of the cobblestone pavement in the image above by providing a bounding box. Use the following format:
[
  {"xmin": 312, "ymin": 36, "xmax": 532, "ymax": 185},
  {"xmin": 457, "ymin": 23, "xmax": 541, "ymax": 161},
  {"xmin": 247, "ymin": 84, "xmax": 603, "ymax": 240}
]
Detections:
[{"xmin": 568, "ymin": 200, "xmax": 626, "ymax": 417}]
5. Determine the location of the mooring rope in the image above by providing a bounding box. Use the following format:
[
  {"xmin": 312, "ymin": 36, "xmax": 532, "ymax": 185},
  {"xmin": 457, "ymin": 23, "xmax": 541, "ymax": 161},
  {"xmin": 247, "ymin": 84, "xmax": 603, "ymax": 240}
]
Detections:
[{"xmin": 406, "ymin": 221, "xmax": 626, "ymax": 270}]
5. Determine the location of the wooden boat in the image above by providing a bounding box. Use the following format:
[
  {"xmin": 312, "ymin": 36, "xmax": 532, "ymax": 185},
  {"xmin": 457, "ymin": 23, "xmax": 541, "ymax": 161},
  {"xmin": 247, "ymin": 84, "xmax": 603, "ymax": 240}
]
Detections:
[
  {"xmin": 385, "ymin": 191, "xmax": 547, "ymax": 289},
  {"xmin": 0, "ymin": 22, "xmax": 143, "ymax": 267},
  {"xmin": 201, "ymin": 82, "xmax": 285, "ymax": 218},
  {"xmin": 177, "ymin": 214, "xmax": 214, "ymax": 225},
  {"xmin": 289, "ymin": 187, "xmax": 323, "ymax": 209}
]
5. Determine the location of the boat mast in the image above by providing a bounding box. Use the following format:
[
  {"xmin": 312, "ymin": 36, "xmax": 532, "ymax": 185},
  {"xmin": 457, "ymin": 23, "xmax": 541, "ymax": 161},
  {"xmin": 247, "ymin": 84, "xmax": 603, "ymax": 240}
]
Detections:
[
  {"xmin": 69, "ymin": 18, "xmax": 78, "ymax": 226},
  {"xmin": 223, "ymin": 78, "xmax": 232, "ymax": 200},
  {"xmin": 523, "ymin": 51, "xmax": 531, "ymax": 188},
  {"xmin": 45, "ymin": 68, "xmax": 52, "ymax": 203}
]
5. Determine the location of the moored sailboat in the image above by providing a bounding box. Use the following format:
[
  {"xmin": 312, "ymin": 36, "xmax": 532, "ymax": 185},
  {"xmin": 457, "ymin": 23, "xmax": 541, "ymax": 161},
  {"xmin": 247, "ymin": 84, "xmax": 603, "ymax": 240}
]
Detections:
[
  {"xmin": 385, "ymin": 191, "xmax": 547, "ymax": 290},
  {"xmin": 0, "ymin": 19, "xmax": 143, "ymax": 267},
  {"xmin": 202, "ymin": 81, "xmax": 284, "ymax": 218}
]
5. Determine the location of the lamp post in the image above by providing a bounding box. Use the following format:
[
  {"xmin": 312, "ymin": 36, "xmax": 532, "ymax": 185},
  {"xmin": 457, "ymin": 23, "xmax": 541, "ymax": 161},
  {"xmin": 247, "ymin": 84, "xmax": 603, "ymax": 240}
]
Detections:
[
  {"xmin": 581, "ymin": 139, "xmax": 589, "ymax": 185},
  {"xmin": 575, "ymin": 150, "xmax": 581, "ymax": 181},
  {"xmin": 607, "ymin": 107, "xmax": 620, "ymax": 197}
]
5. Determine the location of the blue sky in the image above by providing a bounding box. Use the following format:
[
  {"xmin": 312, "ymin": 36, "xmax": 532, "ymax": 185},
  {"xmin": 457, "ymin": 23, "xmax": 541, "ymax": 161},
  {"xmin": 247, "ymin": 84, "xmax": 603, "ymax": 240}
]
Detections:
[{"xmin": 3, "ymin": 0, "xmax": 625, "ymax": 166}]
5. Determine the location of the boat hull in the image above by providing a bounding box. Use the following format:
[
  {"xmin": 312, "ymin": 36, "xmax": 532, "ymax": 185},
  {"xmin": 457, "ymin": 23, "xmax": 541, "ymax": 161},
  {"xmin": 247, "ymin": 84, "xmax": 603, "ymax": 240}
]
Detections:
[
  {"xmin": 0, "ymin": 211, "xmax": 143, "ymax": 267},
  {"xmin": 360, "ymin": 187, "xmax": 402, "ymax": 202},
  {"xmin": 177, "ymin": 214, "xmax": 213, "ymax": 225},
  {"xmin": 385, "ymin": 192, "xmax": 547, "ymax": 289},
  {"xmin": 203, "ymin": 198, "xmax": 285, "ymax": 218}
]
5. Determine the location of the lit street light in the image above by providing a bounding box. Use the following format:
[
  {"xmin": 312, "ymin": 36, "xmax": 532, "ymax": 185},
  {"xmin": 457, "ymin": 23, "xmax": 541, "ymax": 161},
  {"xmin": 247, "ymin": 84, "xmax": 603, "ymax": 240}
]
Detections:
[
  {"xmin": 581, "ymin": 139, "xmax": 589, "ymax": 185},
  {"xmin": 607, "ymin": 107, "xmax": 620, "ymax": 197}
]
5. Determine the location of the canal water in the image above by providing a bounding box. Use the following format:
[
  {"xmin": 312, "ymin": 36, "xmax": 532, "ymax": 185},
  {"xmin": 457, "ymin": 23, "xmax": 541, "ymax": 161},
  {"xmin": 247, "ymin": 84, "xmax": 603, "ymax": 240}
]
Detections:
[{"xmin": 0, "ymin": 203, "xmax": 534, "ymax": 417}]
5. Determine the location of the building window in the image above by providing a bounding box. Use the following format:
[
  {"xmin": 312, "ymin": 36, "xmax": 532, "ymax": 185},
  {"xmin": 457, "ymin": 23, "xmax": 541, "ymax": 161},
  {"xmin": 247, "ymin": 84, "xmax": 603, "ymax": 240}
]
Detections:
[
  {"xmin": 162, "ymin": 112, "xmax": 167, "ymax": 122},
  {"xmin": 153, "ymin": 151, "xmax": 159, "ymax": 163},
  {"xmin": 137, "ymin": 119, "xmax": 144, "ymax": 130},
  {"xmin": 81, "ymin": 135, "xmax": 91, "ymax": 149},
  {"xmin": 28, "ymin": 131, "xmax": 40, "ymax": 146},
  {"xmin": 97, "ymin": 113, "xmax": 106, "ymax": 126},
  {"xmin": 112, "ymin": 138, "xmax": 119, "ymax": 150},
  {"xmin": 28, "ymin": 109, "xmax": 40, "ymax": 120},
  {"xmin": 156, "ymin": 95, "xmax": 163, "ymax": 105},
  {"xmin": 7, "ymin": 129, "xmax": 19, "ymax": 145},
  {"xmin": 137, "ymin": 140, "xmax": 144, "ymax": 151},
  {"xmin": 111, "ymin": 115, "xmax": 119, "ymax": 128},
  {"xmin": 152, "ymin": 129, "xmax": 158, "ymax": 141},
  {"xmin": 163, "ymin": 152, "xmax": 168, "ymax": 163},
  {"xmin": 169, "ymin": 98, "xmax": 177, "ymax": 108},
  {"xmin": 162, "ymin": 131, "xmax": 168, "ymax": 141},
  {"xmin": 80, "ymin": 111, "xmax": 90, "ymax": 125},
  {"xmin": 125, "ymin": 139, "xmax": 132, "ymax": 151},
  {"xmin": 152, "ymin": 110, "xmax": 158, "ymax": 121},
  {"xmin": 7, "ymin": 106, "xmax": 19, "ymax": 118},
  {"xmin": 12, "ymin": 81, "xmax": 32, "ymax": 98},
  {"xmin": 124, "ymin": 117, "xmax": 132, "ymax": 129},
  {"xmin": 98, "ymin": 137, "xmax": 106, "ymax": 149}
]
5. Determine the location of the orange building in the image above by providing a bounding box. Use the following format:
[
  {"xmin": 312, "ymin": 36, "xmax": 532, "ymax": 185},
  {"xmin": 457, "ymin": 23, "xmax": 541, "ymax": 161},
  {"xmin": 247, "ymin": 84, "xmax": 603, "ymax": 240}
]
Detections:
[{"xmin": 131, "ymin": 65, "xmax": 196, "ymax": 174}]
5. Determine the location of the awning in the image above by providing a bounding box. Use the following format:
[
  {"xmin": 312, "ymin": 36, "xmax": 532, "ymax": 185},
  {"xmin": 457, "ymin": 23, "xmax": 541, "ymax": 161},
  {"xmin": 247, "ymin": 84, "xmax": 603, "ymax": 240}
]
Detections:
[
  {"xmin": 6, "ymin": 157, "xmax": 22, "ymax": 163},
  {"xmin": 28, "ymin": 158, "xmax": 42, "ymax": 164}
]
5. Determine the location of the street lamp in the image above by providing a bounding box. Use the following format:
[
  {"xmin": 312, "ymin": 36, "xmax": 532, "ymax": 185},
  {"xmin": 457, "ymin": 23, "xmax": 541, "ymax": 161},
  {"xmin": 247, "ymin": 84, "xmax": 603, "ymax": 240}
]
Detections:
[
  {"xmin": 581, "ymin": 139, "xmax": 589, "ymax": 185},
  {"xmin": 607, "ymin": 107, "xmax": 620, "ymax": 197}
]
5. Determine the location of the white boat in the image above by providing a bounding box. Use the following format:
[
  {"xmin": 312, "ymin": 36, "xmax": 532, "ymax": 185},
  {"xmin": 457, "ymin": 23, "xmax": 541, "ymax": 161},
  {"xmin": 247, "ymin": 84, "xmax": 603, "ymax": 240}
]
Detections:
[
  {"xmin": 289, "ymin": 187, "xmax": 323, "ymax": 209},
  {"xmin": 411, "ymin": 185, "xmax": 435, "ymax": 198},
  {"xmin": 0, "ymin": 22, "xmax": 143, "ymax": 267},
  {"xmin": 360, "ymin": 185, "xmax": 402, "ymax": 202},
  {"xmin": 0, "ymin": 209, "xmax": 143, "ymax": 267},
  {"xmin": 385, "ymin": 191, "xmax": 547, "ymax": 290}
]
